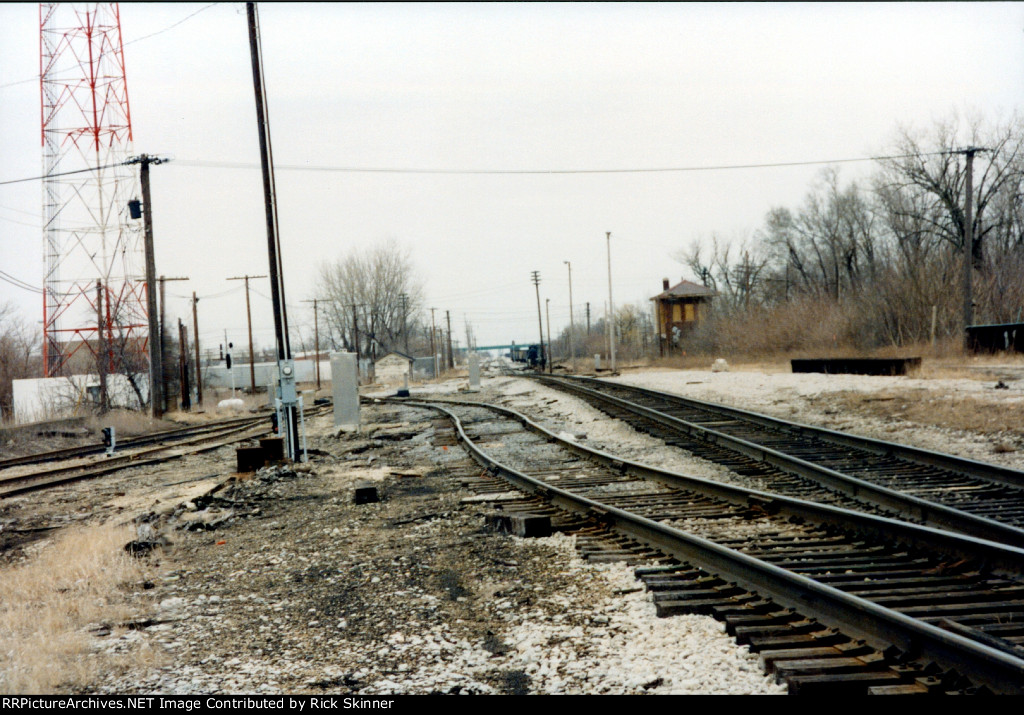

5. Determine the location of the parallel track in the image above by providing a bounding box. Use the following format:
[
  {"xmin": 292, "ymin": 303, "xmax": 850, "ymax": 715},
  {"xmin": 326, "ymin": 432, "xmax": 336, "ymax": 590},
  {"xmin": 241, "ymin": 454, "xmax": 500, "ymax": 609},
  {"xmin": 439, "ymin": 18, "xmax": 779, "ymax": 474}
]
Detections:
[
  {"xmin": 533, "ymin": 374, "xmax": 1024, "ymax": 547},
  {"xmin": 0, "ymin": 413, "xmax": 272, "ymax": 470},
  {"xmin": 0, "ymin": 408, "xmax": 327, "ymax": 498},
  {"xmin": 400, "ymin": 396, "xmax": 1024, "ymax": 694}
]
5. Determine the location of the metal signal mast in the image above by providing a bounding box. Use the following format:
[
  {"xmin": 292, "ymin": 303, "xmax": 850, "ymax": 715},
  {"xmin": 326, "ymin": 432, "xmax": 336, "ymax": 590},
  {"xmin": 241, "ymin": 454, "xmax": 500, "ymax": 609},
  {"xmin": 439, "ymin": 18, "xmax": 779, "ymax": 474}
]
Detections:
[{"xmin": 39, "ymin": 3, "xmax": 146, "ymax": 380}]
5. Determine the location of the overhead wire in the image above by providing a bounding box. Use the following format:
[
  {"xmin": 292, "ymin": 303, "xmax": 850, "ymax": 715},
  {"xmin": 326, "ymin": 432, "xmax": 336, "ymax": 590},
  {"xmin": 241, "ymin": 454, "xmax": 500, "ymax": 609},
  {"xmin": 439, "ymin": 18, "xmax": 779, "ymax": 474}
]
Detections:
[
  {"xmin": 1, "ymin": 150, "xmax": 956, "ymax": 187},
  {"xmin": 0, "ymin": 270, "xmax": 44, "ymax": 294},
  {"xmin": 0, "ymin": 3, "xmax": 222, "ymax": 91},
  {"xmin": 171, "ymin": 151, "xmax": 950, "ymax": 176}
]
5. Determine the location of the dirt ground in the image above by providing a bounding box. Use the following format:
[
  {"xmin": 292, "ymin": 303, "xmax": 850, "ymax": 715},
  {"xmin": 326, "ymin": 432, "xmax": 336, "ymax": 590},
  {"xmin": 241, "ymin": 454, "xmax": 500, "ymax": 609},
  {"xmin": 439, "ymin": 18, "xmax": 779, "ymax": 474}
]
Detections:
[{"xmin": 5, "ymin": 359, "xmax": 1024, "ymax": 695}]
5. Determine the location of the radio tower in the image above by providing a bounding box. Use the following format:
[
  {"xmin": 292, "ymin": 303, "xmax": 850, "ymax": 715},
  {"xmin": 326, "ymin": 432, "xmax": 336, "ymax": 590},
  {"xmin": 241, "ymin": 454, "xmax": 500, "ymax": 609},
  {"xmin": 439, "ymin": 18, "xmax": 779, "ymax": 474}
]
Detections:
[{"xmin": 39, "ymin": 3, "xmax": 146, "ymax": 381}]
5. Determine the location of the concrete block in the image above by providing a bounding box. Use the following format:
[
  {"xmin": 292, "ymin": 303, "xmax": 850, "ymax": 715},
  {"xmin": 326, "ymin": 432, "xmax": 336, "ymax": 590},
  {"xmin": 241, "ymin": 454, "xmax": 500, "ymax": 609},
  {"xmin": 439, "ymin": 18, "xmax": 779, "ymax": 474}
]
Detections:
[
  {"xmin": 468, "ymin": 354, "xmax": 480, "ymax": 389},
  {"xmin": 236, "ymin": 446, "xmax": 266, "ymax": 473},
  {"xmin": 353, "ymin": 482, "xmax": 380, "ymax": 504},
  {"xmin": 485, "ymin": 512, "xmax": 512, "ymax": 532},
  {"xmin": 485, "ymin": 512, "xmax": 551, "ymax": 537},
  {"xmin": 509, "ymin": 514, "xmax": 551, "ymax": 537},
  {"xmin": 259, "ymin": 437, "xmax": 284, "ymax": 462}
]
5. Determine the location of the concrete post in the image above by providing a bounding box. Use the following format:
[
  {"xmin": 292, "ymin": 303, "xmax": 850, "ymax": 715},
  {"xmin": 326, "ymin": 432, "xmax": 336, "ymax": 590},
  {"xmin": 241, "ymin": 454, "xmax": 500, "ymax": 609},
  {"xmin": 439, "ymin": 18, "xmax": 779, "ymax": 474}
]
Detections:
[
  {"xmin": 468, "ymin": 353, "xmax": 480, "ymax": 390},
  {"xmin": 331, "ymin": 351, "xmax": 360, "ymax": 429}
]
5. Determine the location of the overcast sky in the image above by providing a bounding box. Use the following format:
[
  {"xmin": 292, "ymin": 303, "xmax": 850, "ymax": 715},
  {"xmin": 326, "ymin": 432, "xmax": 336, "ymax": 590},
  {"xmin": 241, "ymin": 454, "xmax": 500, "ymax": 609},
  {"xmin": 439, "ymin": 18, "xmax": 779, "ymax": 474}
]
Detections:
[{"xmin": 2, "ymin": 2, "xmax": 1023, "ymax": 354}]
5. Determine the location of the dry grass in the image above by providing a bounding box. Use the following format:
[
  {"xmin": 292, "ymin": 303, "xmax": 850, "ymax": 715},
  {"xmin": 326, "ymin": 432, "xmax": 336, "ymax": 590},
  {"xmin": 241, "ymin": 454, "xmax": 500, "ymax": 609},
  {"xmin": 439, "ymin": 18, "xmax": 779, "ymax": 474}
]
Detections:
[
  {"xmin": 165, "ymin": 389, "xmax": 273, "ymax": 424},
  {"xmin": 86, "ymin": 409, "xmax": 168, "ymax": 438},
  {"xmin": 0, "ymin": 524, "xmax": 162, "ymax": 693},
  {"xmin": 827, "ymin": 389, "xmax": 1024, "ymax": 440}
]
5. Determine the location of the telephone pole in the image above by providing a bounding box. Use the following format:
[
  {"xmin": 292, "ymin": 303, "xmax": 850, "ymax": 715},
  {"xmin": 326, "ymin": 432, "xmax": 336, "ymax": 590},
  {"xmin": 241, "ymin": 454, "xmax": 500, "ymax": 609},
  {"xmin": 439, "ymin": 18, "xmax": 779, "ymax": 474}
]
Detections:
[
  {"xmin": 531, "ymin": 271, "xmax": 544, "ymax": 370},
  {"xmin": 953, "ymin": 147, "xmax": 988, "ymax": 350},
  {"xmin": 126, "ymin": 153, "xmax": 169, "ymax": 418},
  {"xmin": 545, "ymin": 298, "xmax": 552, "ymax": 375},
  {"xmin": 303, "ymin": 298, "xmax": 325, "ymax": 390},
  {"xmin": 347, "ymin": 303, "xmax": 364, "ymax": 366},
  {"xmin": 445, "ymin": 310, "xmax": 454, "ymax": 370},
  {"xmin": 178, "ymin": 319, "xmax": 191, "ymax": 411},
  {"xmin": 400, "ymin": 293, "xmax": 410, "ymax": 354},
  {"xmin": 430, "ymin": 308, "xmax": 438, "ymax": 378},
  {"xmin": 96, "ymin": 280, "xmax": 108, "ymax": 411},
  {"xmin": 564, "ymin": 260, "xmax": 575, "ymax": 372},
  {"xmin": 248, "ymin": 2, "xmax": 299, "ymax": 460},
  {"xmin": 228, "ymin": 275, "xmax": 266, "ymax": 393},
  {"xmin": 158, "ymin": 276, "xmax": 188, "ymax": 412},
  {"xmin": 192, "ymin": 292, "xmax": 202, "ymax": 406},
  {"xmin": 606, "ymin": 231, "xmax": 616, "ymax": 372}
]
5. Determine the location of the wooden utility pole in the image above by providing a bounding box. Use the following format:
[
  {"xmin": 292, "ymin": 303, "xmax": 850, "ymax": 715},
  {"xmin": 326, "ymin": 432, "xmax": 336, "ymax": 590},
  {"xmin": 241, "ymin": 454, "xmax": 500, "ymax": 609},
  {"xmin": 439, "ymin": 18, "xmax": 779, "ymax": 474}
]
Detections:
[
  {"xmin": 586, "ymin": 302, "xmax": 591, "ymax": 335},
  {"xmin": 248, "ymin": 2, "xmax": 299, "ymax": 461},
  {"xmin": 302, "ymin": 298, "xmax": 324, "ymax": 390},
  {"xmin": 531, "ymin": 271, "xmax": 544, "ymax": 370},
  {"xmin": 956, "ymin": 147, "xmax": 987, "ymax": 350},
  {"xmin": 178, "ymin": 319, "xmax": 191, "ymax": 411},
  {"xmin": 158, "ymin": 276, "xmax": 188, "ymax": 412},
  {"xmin": 430, "ymin": 308, "xmax": 438, "ymax": 378},
  {"xmin": 545, "ymin": 298, "xmax": 552, "ymax": 375},
  {"xmin": 192, "ymin": 292, "xmax": 202, "ymax": 406},
  {"xmin": 96, "ymin": 280, "xmax": 107, "ymax": 410},
  {"xmin": 564, "ymin": 260, "xmax": 575, "ymax": 372},
  {"xmin": 606, "ymin": 231, "xmax": 616, "ymax": 372},
  {"xmin": 445, "ymin": 310, "xmax": 453, "ymax": 370},
  {"xmin": 128, "ymin": 153, "xmax": 169, "ymax": 418},
  {"xmin": 349, "ymin": 304, "xmax": 363, "ymax": 364},
  {"xmin": 227, "ymin": 275, "xmax": 266, "ymax": 393},
  {"xmin": 400, "ymin": 293, "xmax": 410, "ymax": 354}
]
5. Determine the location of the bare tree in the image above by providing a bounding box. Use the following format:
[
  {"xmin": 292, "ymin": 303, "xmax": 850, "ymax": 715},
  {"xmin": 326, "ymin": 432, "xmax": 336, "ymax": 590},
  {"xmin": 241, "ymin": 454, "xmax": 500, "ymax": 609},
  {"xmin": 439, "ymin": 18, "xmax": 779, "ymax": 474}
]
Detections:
[
  {"xmin": 875, "ymin": 113, "xmax": 1024, "ymax": 267},
  {"xmin": 315, "ymin": 240, "xmax": 425, "ymax": 357},
  {"xmin": 677, "ymin": 233, "xmax": 768, "ymax": 313},
  {"xmin": 0, "ymin": 303, "xmax": 41, "ymax": 420}
]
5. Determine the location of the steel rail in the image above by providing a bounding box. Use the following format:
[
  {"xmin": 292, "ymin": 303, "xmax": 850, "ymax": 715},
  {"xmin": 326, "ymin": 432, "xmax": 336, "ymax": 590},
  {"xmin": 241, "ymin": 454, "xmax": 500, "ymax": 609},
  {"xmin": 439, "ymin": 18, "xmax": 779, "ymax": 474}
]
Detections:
[
  {"xmin": 397, "ymin": 397, "xmax": 1024, "ymax": 694},
  {"xmin": 0, "ymin": 422, "xmax": 270, "ymax": 498},
  {"xmin": 0, "ymin": 413, "xmax": 273, "ymax": 470},
  {"xmin": 534, "ymin": 375, "xmax": 1024, "ymax": 547},
  {"xmin": 550, "ymin": 374, "xmax": 1024, "ymax": 489}
]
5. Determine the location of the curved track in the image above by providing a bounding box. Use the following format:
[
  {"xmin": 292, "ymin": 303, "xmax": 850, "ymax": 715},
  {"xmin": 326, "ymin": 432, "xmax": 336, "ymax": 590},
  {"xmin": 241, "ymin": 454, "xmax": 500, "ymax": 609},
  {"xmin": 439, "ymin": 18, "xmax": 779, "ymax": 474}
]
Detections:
[{"xmin": 399, "ymin": 396, "xmax": 1024, "ymax": 695}]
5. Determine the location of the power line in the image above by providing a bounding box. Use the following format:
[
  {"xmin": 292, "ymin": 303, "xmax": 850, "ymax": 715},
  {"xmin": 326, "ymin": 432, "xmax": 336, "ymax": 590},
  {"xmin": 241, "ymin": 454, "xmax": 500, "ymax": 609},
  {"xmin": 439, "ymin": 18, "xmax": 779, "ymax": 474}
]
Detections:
[
  {"xmin": 0, "ymin": 4, "xmax": 222, "ymax": 91},
  {"xmin": 172, "ymin": 151, "xmax": 951, "ymax": 176},
  {"xmin": 0, "ymin": 270, "xmax": 44, "ymax": 294},
  {"xmin": 0, "ymin": 161, "xmax": 129, "ymax": 187},
  {"xmin": 123, "ymin": 3, "xmax": 221, "ymax": 47},
  {"xmin": 0, "ymin": 150, "xmax": 961, "ymax": 187}
]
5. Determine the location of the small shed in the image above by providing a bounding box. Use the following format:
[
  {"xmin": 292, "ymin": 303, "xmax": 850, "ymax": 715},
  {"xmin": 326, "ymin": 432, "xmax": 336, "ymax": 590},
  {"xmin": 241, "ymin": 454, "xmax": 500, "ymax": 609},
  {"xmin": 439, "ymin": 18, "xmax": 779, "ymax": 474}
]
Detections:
[
  {"xmin": 650, "ymin": 278, "xmax": 716, "ymax": 355},
  {"xmin": 374, "ymin": 351, "xmax": 415, "ymax": 384}
]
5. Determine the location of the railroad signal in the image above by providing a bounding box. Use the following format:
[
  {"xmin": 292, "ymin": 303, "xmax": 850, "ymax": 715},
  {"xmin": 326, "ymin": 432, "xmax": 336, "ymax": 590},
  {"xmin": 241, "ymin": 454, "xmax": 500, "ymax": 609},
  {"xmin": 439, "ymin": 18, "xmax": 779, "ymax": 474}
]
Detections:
[{"xmin": 101, "ymin": 426, "xmax": 116, "ymax": 456}]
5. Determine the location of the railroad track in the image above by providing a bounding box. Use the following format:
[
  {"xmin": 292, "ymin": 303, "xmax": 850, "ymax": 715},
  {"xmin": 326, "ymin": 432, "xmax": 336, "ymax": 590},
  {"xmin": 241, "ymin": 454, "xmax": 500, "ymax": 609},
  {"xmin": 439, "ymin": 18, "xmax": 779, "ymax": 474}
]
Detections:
[
  {"xmin": 398, "ymin": 396, "xmax": 1024, "ymax": 695},
  {"xmin": 0, "ymin": 407, "xmax": 327, "ymax": 498},
  {"xmin": 0, "ymin": 413, "xmax": 273, "ymax": 470},
  {"xmin": 529, "ymin": 374, "xmax": 1024, "ymax": 547}
]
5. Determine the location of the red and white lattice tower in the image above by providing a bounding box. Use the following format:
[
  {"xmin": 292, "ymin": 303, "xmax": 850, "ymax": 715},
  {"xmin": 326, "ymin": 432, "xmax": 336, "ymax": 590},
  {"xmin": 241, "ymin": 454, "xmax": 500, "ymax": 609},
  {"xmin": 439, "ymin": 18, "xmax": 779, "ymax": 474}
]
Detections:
[{"xmin": 39, "ymin": 2, "xmax": 147, "ymax": 377}]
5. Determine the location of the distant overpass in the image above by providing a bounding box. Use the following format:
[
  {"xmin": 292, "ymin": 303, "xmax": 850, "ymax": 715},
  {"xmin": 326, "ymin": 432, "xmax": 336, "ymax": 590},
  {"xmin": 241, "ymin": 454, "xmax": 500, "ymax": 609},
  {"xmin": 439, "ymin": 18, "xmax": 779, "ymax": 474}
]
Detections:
[{"xmin": 471, "ymin": 343, "xmax": 539, "ymax": 352}]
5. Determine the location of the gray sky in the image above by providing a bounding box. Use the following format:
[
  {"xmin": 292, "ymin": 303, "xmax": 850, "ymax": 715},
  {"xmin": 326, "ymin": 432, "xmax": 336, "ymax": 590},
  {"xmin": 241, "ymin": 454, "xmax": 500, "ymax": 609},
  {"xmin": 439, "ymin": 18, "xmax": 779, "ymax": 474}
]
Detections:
[{"xmin": 2, "ymin": 2, "xmax": 1023, "ymax": 354}]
